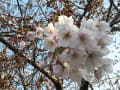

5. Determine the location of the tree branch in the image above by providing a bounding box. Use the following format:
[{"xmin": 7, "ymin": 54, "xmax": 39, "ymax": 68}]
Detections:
[
  {"xmin": 79, "ymin": 0, "xmax": 92, "ymax": 21},
  {"xmin": 113, "ymin": 1, "xmax": 119, "ymax": 11},
  {"xmin": 16, "ymin": 0, "xmax": 23, "ymax": 17},
  {"xmin": 37, "ymin": 3, "xmax": 48, "ymax": 22},
  {"xmin": 80, "ymin": 79, "xmax": 93, "ymax": 90},
  {"xmin": 18, "ymin": 69, "xmax": 28, "ymax": 90},
  {"xmin": 0, "ymin": 37, "xmax": 62, "ymax": 90},
  {"xmin": 80, "ymin": 79, "xmax": 89, "ymax": 90},
  {"xmin": 110, "ymin": 11, "xmax": 120, "ymax": 26},
  {"xmin": 68, "ymin": 0, "xmax": 84, "ymax": 10},
  {"xmin": 106, "ymin": 0, "xmax": 113, "ymax": 22},
  {"xmin": 111, "ymin": 27, "xmax": 120, "ymax": 32}
]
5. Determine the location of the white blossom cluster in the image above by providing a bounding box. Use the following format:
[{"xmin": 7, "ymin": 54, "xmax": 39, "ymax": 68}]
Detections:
[{"xmin": 26, "ymin": 15, "xmax": 114, "ymax": 83}]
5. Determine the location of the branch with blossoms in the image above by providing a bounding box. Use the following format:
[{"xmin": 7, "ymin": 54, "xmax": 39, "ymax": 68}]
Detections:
[
  {"xmin": 0, "ymin": 36, "xmax": 62, "ymax": 90},
  {"xmin": 0, "ymin": 14, "xmax": 115, "ymax": 89},
  {"xmin": 0, "ymin": 0, "xmax": 120, "ymax": 90}
]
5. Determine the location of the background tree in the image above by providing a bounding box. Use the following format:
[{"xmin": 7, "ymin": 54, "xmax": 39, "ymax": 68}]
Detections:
[{"xmin": 0, "ymin": 0, "xmax": 120, "ymax": 90}]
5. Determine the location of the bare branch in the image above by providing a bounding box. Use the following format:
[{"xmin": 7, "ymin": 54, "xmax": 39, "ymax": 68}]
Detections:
[
  {"xmin": 113, "ymin": 1, "xmax": 119, "ymax": 11},
  {"xmin": 106, "ymin": 0, "xmax": 113, "ymax": 22},
  {"xmin": 79, "ymin": 0, "xmax": 92, "ymax": 21},
  {"xmin": 68, "ymin": 0, "xmax": 84, "ymax": 10},
  {"xmin": 110, "ymin": 11, "xmax": 120, "ymax": 26},
  {"xmin": 80, "ymin": 79, "xmax": 89, "ymax": 90},
  {"xmin": 16, "ymin": 0, "xmax": 23, "ymax": 17},
  {"xmin": 111, "ymin": 27, "xmax": 120, "ymax": 32},
  {"xmin": 18, "ymin": 69, "xmax": 27, "ymax": 90},
  {"xmin": 37, "ymin": 3, "xmax": 48, "ymax": 22},
  {"xmin": 80, "ymin": 79, "xmax": 93, "ymax": 90}
]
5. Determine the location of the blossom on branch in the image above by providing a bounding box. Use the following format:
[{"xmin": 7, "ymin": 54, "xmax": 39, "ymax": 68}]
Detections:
[
  {"xmin": 26, "ymin": 15, "xmax": 113, "ymax": 83},
  {"xmin": 26, "ymin": 31, "xmax": 36, "ymax": 40}
]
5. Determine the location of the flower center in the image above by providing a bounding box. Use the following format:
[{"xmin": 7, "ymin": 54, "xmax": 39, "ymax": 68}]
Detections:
[{"xmin": 63, "ymin": 31, "xmax": 71, "ymax": 40}]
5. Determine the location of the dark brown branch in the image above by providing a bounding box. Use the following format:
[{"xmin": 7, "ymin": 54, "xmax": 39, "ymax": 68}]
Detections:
[
  {"xmin": 79, "ymin": 0, "xmax": 92, "ymax": 21},
  {"xmin": 37, "ymin": 3, "xmax": 48, "ymax": 22},
  {"xmin": 113, "ymin": 1, "xmax": 119, "ymax": 11},
  {"xmin": 80, "ymin": 79, "xmax": 89, "ymax": 90},
  {"xmin": 106, "ymin": 0, "xmax": 113, "ymax": 22},
  {"xmin": 111, "ymin": 27, "xmax": 120, "ymax": 32},
  {"xmin": 23, "ymin": 0, "xmax": 31, "ymax": 24},
  {"xmin": 16, "ymin": 0, "xmax": 23, "ymax": 17},
  {"xmin": 80, "ymin": 79, "xmax": 93, "ymax": 90},
  {"xmin": 0, "ymin": 37, "xmax": 62, "ymax": 90},
  {"xmin": 111, "ymin": 19, "xmax": 120, "ymax": 26},
  {"xmin": 110, "ymin": 11, "xmax": 120, "ymax": 26},
  {"xmin": 24, "ymin": 0, "xmax": 31, "ymax": 17},
  {"xmin": 68, "ymin": 0, "xmax": 84, "ymax": 10},
  {"xmin": 18, "ymin": 69, "xmax": 27, "ymax": 90}
]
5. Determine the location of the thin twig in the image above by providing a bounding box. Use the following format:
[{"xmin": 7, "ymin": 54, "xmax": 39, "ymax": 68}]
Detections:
[
  {"xmin": 89, "ymin": 82, "xmax": 94, "ymax": 90},
  {"xmin": 16, "ymin": 0, "xmax": 23, "ymax": 17},
  {"xmin": 106, "ymin": 0, "xmax": 113, "ymax": 22},
  {"xmin": 68, "ymin": 0, "xmax": 84, "ymax": 10},
  {"xmin": 23, "ymin": 0, "xmax": 31, "ymax": 24},
  {"xmin": 79, "ymin": 0, "xmax": 92, "ymax": 21},
  {"xmin": 113, "ymin": 1, "xmax": 119, "ymax": 11},
  {"xmin": 63, "ymin": 81, "xmax": 72, "ymax": 88},
  {"xmin": 37, "ymin": 3, "xmax": 48, "ymax": 22},
  {"xmin": 18, "ymin": 69, "xmax": 27, "ymax": 90},
  {"xmin": 110, "ymin": 10, "xmax": 120, "ymax": 26}
]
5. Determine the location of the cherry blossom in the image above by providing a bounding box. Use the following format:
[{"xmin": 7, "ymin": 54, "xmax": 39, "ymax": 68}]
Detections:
[
  {"xmin": 52, "ymin": 62, "xmax": 64, "ymax": 77},
  {"xmin": 26, "ymin": 15, "xmax": 114, "ymax": 83},
  {"xmin": 35, "ymin": 27, "xmax": 44, "ymax": 38},
  {"xmin": 44, "ymin": 37, "xmax": 57, "ymax": 52},
  {"xmin": 26, "ymin": 31, "xmax": 36, "ymax": 40}
]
